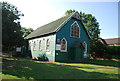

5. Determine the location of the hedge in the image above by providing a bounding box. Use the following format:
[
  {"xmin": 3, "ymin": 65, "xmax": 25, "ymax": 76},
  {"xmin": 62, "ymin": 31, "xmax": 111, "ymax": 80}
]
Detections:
[
  {"xmin": 90, "ymin": 40, "xmax": 120, "ymax": 59},
  {"xmin": 104, "ymin": 46, "xmax": 120, "ymax": 59}
]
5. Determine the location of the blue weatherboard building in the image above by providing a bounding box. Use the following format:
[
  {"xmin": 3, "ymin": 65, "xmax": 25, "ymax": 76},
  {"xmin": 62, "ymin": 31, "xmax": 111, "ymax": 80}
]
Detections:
[{"xmin": 25, "ymin": 11, "xmax": 91, "ymax": 62}]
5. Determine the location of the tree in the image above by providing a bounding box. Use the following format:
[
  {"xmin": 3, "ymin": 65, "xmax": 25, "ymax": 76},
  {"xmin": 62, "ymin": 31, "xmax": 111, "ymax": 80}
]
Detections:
[
  {"xmin": 21, "ymin": 27, "xmax": 34, "ymax": 38},
  {"xmin": 2, "ymin": 2, "xmax": 24, "ymax": 51},
  {"xmin": 90, "ymin": 40, "xmax": 106, "ymax": 59},
  {"xmin": 65, "ymin": 9, "xmax": 75, "ymax": 15}
]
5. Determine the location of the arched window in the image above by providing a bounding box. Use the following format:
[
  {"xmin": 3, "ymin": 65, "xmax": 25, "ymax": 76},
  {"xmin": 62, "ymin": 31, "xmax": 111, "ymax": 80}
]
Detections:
[
  {"xmin": 71, "ymin": 21, "xmax": 80, "ymax": 38},
  {"xmin": 83, "ymin": 42, "xmax": 87, "ymax": 54},
  {"xmin": 39, "ymin": 40, "xmax": 42, "ymax": 51},
  {"xmin": 61, "ymin": 38, "xmax": 67, "ymax": 52},
  {"xmin": 46, "ymin": 39, "xmax": 50, "ymax": 51},
  {"xmin": 33, "ymin": 41, "xmax": 36, "ymax": 51}
]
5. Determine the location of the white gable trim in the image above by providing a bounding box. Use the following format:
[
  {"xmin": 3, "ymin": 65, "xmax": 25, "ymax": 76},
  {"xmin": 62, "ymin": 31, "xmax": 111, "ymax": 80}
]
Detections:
[
  {"xmin": 80, "ymin": 20, "xmax": 92, "ymax": 40},
  {"xmin": 73, "ymin": 12, "xmax": 80, "ymax": 20},
  {"xmin": 55, "ymin": 11, "xmax": 79, "ymax": 32}
]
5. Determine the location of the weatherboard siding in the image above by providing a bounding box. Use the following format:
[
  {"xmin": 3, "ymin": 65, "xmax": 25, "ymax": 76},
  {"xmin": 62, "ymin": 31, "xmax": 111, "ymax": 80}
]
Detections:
[
  {"xmin": 28, "ymin": 34, "xmax": 56, "ymax": 62},
  {"xmin": 55, "ymin": 18, "xmax": 90, "ymax": 61}
]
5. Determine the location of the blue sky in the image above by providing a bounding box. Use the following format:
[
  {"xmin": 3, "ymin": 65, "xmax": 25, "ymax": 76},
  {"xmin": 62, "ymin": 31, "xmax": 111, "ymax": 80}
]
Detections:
[
  {"xmin": 2, "ymin": 0, "xmax": 119, "ymax": 39},
  {"xmin": 53, "ymin": 2, "xmax": 118, "ymax": 38}
]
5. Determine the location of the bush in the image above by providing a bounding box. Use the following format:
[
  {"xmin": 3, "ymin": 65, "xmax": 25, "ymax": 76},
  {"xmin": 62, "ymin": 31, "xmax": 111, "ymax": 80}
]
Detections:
[
  {"xmin": 105, "ymin": 46, "xmax": 120, "ymax": 59},
  {"xmin": 90, "ymin": 40, "xmax": 106, "ymax": 58},
  {"xmin": 90, "ymin": 39, "xmax": 120, "ymax": 59}
]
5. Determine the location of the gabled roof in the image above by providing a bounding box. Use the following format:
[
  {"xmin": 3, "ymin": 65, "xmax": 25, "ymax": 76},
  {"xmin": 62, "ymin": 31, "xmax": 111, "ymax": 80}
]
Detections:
[
  {"xmin": 99, "ymin": 38, "xmax": 107, "ymax": 45},
  {"xmin": 25, "ymin": 11, "xmax": 91, "ymax": 39}
]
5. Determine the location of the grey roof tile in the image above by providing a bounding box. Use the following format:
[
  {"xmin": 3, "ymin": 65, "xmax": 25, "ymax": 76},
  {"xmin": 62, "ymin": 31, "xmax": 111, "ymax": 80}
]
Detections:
[
  {"xmin": 25, "ymin": 13, "xmax": 73, "ymax": 39},
  {"xmin": 25, "ymin": 11, "xmax": 91, "ymax": 39}
]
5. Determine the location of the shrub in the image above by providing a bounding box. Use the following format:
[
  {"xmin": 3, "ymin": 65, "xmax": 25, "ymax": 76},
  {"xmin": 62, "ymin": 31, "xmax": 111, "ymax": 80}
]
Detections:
[
  {"xmin": 105, "ymin": 46, "xmax": 120, "ymax": 59},
  {"xmin": 90, "ymin": 40, "xmax": 120, "ymax": 59}
]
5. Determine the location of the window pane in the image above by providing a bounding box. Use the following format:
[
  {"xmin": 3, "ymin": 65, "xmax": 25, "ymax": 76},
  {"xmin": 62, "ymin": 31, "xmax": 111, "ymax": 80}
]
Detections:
[
  {"xmin": 46, "ymin": 39, "xmax": 50, "ymax": 51},
  {"xmin": 39, "ymin": 40, "xmax": 41, "ymax": 51},
  {"xmin": 33, "ymin": 41, "xmax": 36, "ymax": 51},
  {"xmin": 71, "ymin": 22, "xmax": 80, "ymax": 38},
  {"xmin": 61, "ymin": 39, "xmax": 67, "ymax": 51}
]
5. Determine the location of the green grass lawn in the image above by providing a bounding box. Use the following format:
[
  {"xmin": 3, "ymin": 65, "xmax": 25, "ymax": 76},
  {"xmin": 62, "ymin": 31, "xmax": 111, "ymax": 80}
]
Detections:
[
  {"xmin": 59, "ymin": 59, "xmax": 120, "ymax": 67},
  {"xmin": 2, "ymin": 57, "xmax": 119, "ymax": 80}
]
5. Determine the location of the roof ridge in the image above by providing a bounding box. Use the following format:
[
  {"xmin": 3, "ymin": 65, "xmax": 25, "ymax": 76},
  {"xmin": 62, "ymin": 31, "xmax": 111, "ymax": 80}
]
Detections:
[
  {"xmin": 25, "ymin": 11, "xmax": 92, "ymax": 39},
  {"xmin": 37, "ymin": 13, "xmax": 73, "ymax": 30},
  {"xmin": 25, "ymin": 13, "xmax": 74, "ymax": 39},
  {"xmin": 55, "ymin": 12, "xmax": 75, "ymax": 32}
]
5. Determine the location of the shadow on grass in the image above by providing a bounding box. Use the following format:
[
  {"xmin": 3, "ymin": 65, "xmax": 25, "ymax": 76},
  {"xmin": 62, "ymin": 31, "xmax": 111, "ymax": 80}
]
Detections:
[
  {"xmin": 59, "ymin": 59, "xmax": 120, "ymax": 67},
  {"xmin": 2, "ymin": 57, "xmax": 119, "ymax": 80}
]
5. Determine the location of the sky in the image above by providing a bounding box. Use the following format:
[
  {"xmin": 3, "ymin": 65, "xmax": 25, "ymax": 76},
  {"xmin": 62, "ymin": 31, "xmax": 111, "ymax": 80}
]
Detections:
[{"xmin": 1, "ymin": 0, "xmax": 119, "ymax": 39}]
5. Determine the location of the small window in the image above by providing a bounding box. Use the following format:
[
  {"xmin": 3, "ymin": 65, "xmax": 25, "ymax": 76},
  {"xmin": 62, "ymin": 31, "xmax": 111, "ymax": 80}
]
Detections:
[
  {"xmin": 83, "ymin": 42, "xmax": 87, "ymax": 53},
  {"xmin": 71, "ymin": 21, "xmax": 80, "ymax": 38},
  {"xmin": 39, "ymin": 40, "xmax": 42, "ymax": 51},
  {"xmin": 33, "ymin": 41, "xmax": 36, "ymax": 51},
  {"xmin": 46, "ymin": 39, "xmax": 50, "ymax": 51},
  {"xmin": 61, "ymin": 38, "xmax": 67, "ymax": 52}
]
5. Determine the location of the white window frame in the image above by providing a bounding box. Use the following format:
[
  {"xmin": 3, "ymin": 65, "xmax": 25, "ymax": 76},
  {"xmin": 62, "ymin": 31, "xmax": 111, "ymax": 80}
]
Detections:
[
  {"xmin": 60, "ymin": 38, "xmax": 67, "ymax": 52},
  {"xmin": 33, "ymin": 41, "xmax": 36, "ymax": 51},
  {"xmin": 46, "ymin": 39, "xmax": 50, "ymax": 52},
  {"xmin": 83, "ymin": 41, "xmax": 87, "ymax": 54},
  {"xmin": 39, "ymin": 40, "xmax": 42, "ymax": 51},
  {"xmin": 70, "ymin": 21, "xmax": 80, "ymax": 38}
]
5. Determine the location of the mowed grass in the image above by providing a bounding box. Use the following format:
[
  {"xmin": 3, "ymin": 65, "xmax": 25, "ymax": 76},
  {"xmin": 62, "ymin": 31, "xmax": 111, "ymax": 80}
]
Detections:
[{"xmin": 2, "ymin": 57, "xmax": 119, "ymax": 80}]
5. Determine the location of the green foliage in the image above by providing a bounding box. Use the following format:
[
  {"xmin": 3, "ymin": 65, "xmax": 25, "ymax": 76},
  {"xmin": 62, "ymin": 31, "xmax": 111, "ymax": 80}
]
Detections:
[
  {"xmin": 90, "ymin": 42, "xmax": 120, "ymax": 59},
  {"xmin": 90, "ymin": 40, "xmax": 106, "ymax": 58},
  {"xmin": 65, "ymin": 9, "xmax": 75, "ymax": 15},
  {"xmin": 2, "ymin": 2, "xmax": 24, "ymax": 51},
  {"xmin": 21, "ymin": 27, "xmax": 34, "ymax": 38},
  {"xmin": 104, "ymin": 46, "xmax": 120, "ymax": 59},
  {"xmin": 81, "ymin": 13, "xmax": 100, "ymax": 39}
]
